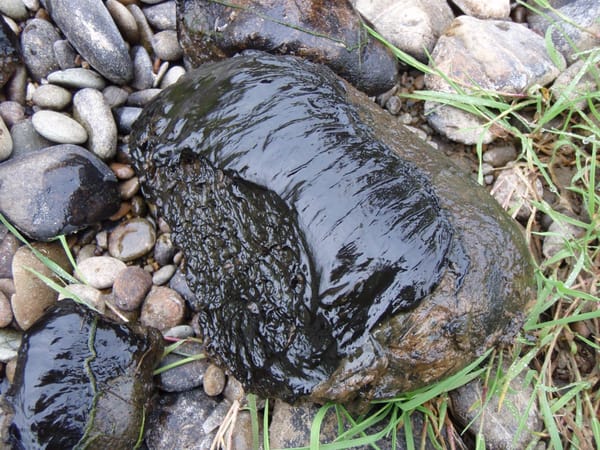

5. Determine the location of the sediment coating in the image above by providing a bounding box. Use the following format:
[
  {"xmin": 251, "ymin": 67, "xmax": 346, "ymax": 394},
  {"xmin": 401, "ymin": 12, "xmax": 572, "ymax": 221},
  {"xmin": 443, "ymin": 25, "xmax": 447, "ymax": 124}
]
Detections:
[{"xmin": 130, "ymin": 52, "xmax": 455, "ymax": 400}]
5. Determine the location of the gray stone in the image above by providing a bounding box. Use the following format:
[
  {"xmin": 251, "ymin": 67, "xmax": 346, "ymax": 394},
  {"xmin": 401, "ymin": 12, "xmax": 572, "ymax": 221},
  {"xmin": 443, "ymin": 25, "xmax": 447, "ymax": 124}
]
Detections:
[
  {"xmin": 550, "ymin": 59, "xmax": 598, "ymax": 110},
  {"xmin": 5, "ymin": 65, "xmax": 26, "ymax": 104},
  {"xmin": 0, "ymin": 116, "xmax": 12, "ymax": 161},
  {"xmin": 152, "ymin": 264, "xmax": 176, "ymax": 285},
  {"xmin": 0, "ymin": 144, "xmax": 120, "ymax": 240},
  {"xmin": 43, "ymin": 0, "xmax": 133, "ymax": 84},
  {"xmin": 58, "ymin": 283, "xmax": 105, "ymax": 312},
  {"xmin": 0, "ymin": 327, "xmax": 21, "ymax": 362},
  {"xmin": 0, "ymin": 0, "xmax": 29, "ymax": 20},
  {"xmin": 151, "ymin": 29, "xmax": 182, "ymax": 61},
  {"xmin": 128, "ymin": 3, "xmax": 154, "ymax": 51},
  {"xmin": 0, "ymin": 232, "xmax": 19, "ymax": 278},
  {"xmin": 424, "ymin": 16, "xmax": 565, "ymax": 144},
  {"xmin": 47, "ymin": 67, "xmax": 107, "ymax": 90},
  {"xmin": 114, "ymin": 106, "xmax": 142, "ymax": 134},
  {"xmin": 106, "ymin": 0, "xmax": 139, "ymax": 44},
  {"xmin": 490, "ymin": 165, "xmax": 544, "ymax": 221},
  {"xmin": 131, "ymin": 45, "xmax": 154, "ymax": 90},
  {"xmin": 168, "ymin": 268, "xmax": 196, "ymax": 304},
  {"xmin": 127, "ymin": 88, "xmax": 162, "ymax": 106},
  {"xmin": 143, "ymin": 1, "xmax": 176, "ymax": 30},
  {"xmin": 157, "ymin": 340, "xmax": 208, "ymax": 392},
  {"xmin": 108, "ymin": 217, "xmax": 156, "ymax": 261},
  {"xmin": 52, "ymin": 39, "xmax": 77, "ymax": 69},
  {"xmin": 9, "ymin": 119, "xmax": 53, "ymax": 157},
  {"xmin": 223, "ymin": 377, "xmax": 245, "ymax": 404},
  {"xmin": 140, "ymin": 285, "xmax": 184, "ymax": 331},
  {"xmin": 542, "ymin": 219, "xmax": 585, "ymax": 259},
  {"xmin": 354, "ymin": 0, "xmax": 454, "ymax": 61},
  {"xmin": 153, "ymin": 232, "xmax": 176, "ymax": 265},
  {"xmin": 20, "ymin": 18, "xmax": 61, "ymax": 81},
  {"xmin": 452, "ymin": 0, "xmax": 510, "ymax": 19},
  {"xmin": 483, "ymin": 143, "xmax": 518, "ymax": 167},
  {"xmin": 202, "ymin": 401, "xmax": 231, "ymax": 435},
  {"xmin": 11, "ymin": 242, "xmax": 70, "ymax": 330},
  {"xmin": 450, "ymin": 364, "xmax": 542, "ymax": 449},
  {"xmin": 160, "ymin": 65, "xmax": 185, "ymax": 88},
  {"xmin": 0, "ymin": 101, "xmax": 25, "ymax": 127},
  {"xmin": 528, "ymin": 0, "xmax": 600, "ymax": 61},
  {"xmin": 103, "ymin": 85, "xmax": 130, "ymax": 109},
  {"xmin": 163, "ymin": 324, "xmax": 195, "ymax": 339},
  {"xmin": 73, "ymin": 88, "xmax": 118, "ymax": 159},
  {"xmin": 145, "ymin": 389, "xmax": 219, "ymax": 450},
  {"xmin": 113, "ymin": 265, "xmax": 153, "ymax": 311},
  {"xmin": 31, "ymin": 83, "xmax": 72, "ymax": 110},
  {"xmin": 31, "ymin": 110, "xmax": 87, "ymax": 144},
  {"xmin": 424, "ymin": 101, "xmax": 496, "ymax": 145},
  {"xmin": 76, "ymin": 255, "xmax": 127, "ymax": 289}
]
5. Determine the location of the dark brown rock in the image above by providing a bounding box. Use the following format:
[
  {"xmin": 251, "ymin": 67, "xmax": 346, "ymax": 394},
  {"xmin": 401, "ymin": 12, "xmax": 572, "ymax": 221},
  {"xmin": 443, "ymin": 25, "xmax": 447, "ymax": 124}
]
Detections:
[
  {"xmin": 176, "ymin": 0, "xmax": 398, "ymax": 95},
  {"xmin": 0, "ymin": 18, "xmax": 20, "ymax": 89}
]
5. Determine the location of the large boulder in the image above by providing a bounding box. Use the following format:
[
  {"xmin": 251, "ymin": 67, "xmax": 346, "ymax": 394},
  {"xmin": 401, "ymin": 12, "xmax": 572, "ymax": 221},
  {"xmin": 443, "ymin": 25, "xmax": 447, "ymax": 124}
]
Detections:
[
  {"xmin": 130, "ymin": 52, "xmax": 535, "ymax": 407},
  {"xmin": 176, "ymin": 0, "xmax": 398, "ymax": 95}
]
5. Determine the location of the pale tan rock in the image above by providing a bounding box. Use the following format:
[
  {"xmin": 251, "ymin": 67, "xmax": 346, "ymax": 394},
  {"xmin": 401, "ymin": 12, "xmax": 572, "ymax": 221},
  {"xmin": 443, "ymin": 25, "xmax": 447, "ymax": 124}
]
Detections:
[
  {"xmin": 140, "ymin": 286, "xmax": 184, "ymax": 331},
  {"xmin": 453, "ymin": 0, "xmax": 510, "ymax": 19}
]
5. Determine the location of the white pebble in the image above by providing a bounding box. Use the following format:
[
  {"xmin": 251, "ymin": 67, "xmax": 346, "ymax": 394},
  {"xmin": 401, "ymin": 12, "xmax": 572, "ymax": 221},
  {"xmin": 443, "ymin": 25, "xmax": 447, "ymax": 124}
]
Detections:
[
  {"xmin": 47, "ymin": 68, "xmax": 107, "ymax": 90},
  {"xmin": 73, "ymin": 88, "xmax": 117, "ymax": 159},
  {"xmin": 31, "ymin": 110, "xmax": 87, "ymax": 144},
  {"xmin": 77, "ymin": 256, "xmax": 127, "ymax": 289},
  {"xmin": 152, "ymin": 264, "xmax": 177, "ymax": 285},
  {"xmin": 31, "ymin": 84, "xmax": 72, "ymax": 110},
  {"xmin": 160, "ymin": 65, "xmax": 185, "ymax": 88}
]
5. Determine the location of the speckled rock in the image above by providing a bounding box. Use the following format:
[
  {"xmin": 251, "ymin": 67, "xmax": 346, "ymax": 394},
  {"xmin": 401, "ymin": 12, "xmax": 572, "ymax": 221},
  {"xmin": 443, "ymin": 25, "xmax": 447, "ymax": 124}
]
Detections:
[
  {"xmin": 353, "ymin": 0, "xmax": 454, "ymax": 61},
  {"xmin": 103, "ymin": 85, "xmax": 129, "ymax": 109},
  {"xmin": 76, "ymin": 255, "xmax": 127, "ymax": 289},
  {"xmin": 160, "ymin": 65, "xmax": 186, "ymax": 88},
  {"xmin": 0, "ymin": 145, "xmax": 120, "ymax": 240},
  {"xmin": 108, "ymin": 217, "xmax": 156, "ymax": 261},
  {"xmin": 52, "ymin": 39, "xmax": 77, "ymax": 69},
  {"xmin": 57, "ymin": 283, "xmax": 105, "ymax": 312},
  {"xmin": 0, "ymin": 17, "xmax": 20, "ymax": 88},
  {"xmin": 127, "ymin": 88, "xmax": 161, "ymax": 106},
  {"xmin": 156, "ymin": 340, "xmax": 208, "ymax": 392},
  {"xmin": 20, "ymin": 18, "xmax": 61, "ymax": 81},
  {"xmin": 47, "ymin": 68, "xmax": 107, "ymax": 90},
  {"xmin": 31, "ymin": 110, "xmax": 87, "ymax": 145},
  {"xmin": 130, "ymin": 45, "xmax": 154, "ymax": 91},
  {"xmin": 9, "ymin": 119, "xmax": 53, "ymax": 157},
  {"xmin": 0, "ymin": 232, "xmax": 19, "ymax": 278},
  {"xmin": 0, "ymin": 328, "xmax": 21, "ymax": 362},
  {"xmin": 483, "ymin": 143, "xmax": 518, "ymax": 167},
  {"xmin": 114, "ymin": 106, "xmax": 142, "ymax": 134},
  {"xmin": 106, "ymin": 0, "xmax": 139, "ymax": 43},
  {"xmin": 11, "ymin": 242, "xmax": 70, "ymax": 330},
  {"xmin": 42, "ymin": 0, "xmax": 133, "ymax": 84},
  {"xmin": 73, "ymin": 88, "xmax": 118, "ymax": 159},
  {"xmin": 490, "ymin": 165, "xmax": 544, "ymax": 221},
  {"xmin": 143, "ymin": 1, "xmax": 176, "ymax": 30},
  {"xmin": 31, "ymin": 83, "xmax": 72, "ymax": 110},
  {"xmin": 452, "ymin": 0, "xmax": 510, "ymax": 18},
  {"xmin": 203, "ymin": 364, "xmax": 226, "ymax": 396},
  {"xmin": 151, "ymin": 29, "xmax": 183, "ymax": 61},
  {"xmin": 140, "ymin": 285, "xmax": 184, "ymax": 331},
  {"xmin": 113, "ymin": 266, "xmax": 153, "ymax": 311}
]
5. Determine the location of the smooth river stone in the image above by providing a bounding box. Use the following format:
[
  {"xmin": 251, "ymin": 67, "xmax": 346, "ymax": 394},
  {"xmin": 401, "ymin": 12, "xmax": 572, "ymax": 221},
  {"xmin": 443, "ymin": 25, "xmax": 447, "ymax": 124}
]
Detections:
[
  {"xmin": 31, "ymin": 110, "xmax": 87, "ymax": 144},
  {"xmin": 0, "ymin": 144, "xmax": 120, "ymax": 240},
  {"xmin": 41, "ymin": 0, "xmax": 133, "ymax": 84},
  {"xmin": 130, "ymin": 52, "xmax": 535, "ymax": 406}
]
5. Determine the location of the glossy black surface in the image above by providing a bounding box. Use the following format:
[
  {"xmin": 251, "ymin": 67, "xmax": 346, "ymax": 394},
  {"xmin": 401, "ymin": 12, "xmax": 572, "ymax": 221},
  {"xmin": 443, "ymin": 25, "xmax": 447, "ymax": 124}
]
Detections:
[{"xmin": 130, "ymin": 52, "xmax": 457, "ymax": 399}]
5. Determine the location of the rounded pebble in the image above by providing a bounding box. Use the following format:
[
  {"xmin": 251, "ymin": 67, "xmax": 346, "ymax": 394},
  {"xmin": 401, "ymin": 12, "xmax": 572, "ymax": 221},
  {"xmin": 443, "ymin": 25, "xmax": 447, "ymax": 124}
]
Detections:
[
  {"xmin": 0, "ymin": 116, "xmax": 13, "ymax": 161},
  {"xmin": 106, "ymin": 0, "xmax": 140, "ymax": 44},
  {"xmin": 31, "ymin": 84, "xmax": 72, "ymax": 110},
  {"xmin": 127, "ymin": 88, "xmax": 161, "ymax": 106},
  {"xmin": 0, "ymin": 0, "xmax": 29, "ymax": 20},
  {"xmin": 110, "ymin": 162, "xmax": 135, "ymax": 180},
  {"xmin": 119, "ymin": 176, "xmax": 140, "ymax": 199},
  {"xmin": 9, "ymin": 119, "xmax": 52, "ymax": 157},
  {"xmin": 108, "ymin": 217, "xmax": 156, "ymax": 261},
  {"xmin": 152, "ymin": 264, "xmax": 176, "ymax": 285},
  {"xmin": 103, "ymin": 85, "xmax": 130, "ymax": 109},
  {"xmin": 128, "ymin": 3, "xmax": 154, "ymax": 50},
  {"xmin": 58, "ymin": 283, "xmax": 106, "ymax": 313},
  {"xmin": 31, "ymin": 110, "xmax": 88, "ymax": 144},
  {"xmin": 151, "ymin": 30, "xmax": 183, "ymax": 61},
  {"xmin": 0, "ymin": 291, "xmax": 13, "ymax": 328},
  {"xmin": 153, "ymin": 233, "xmax": 176, "ymax": 266},
  {"xmin": 113, "ymin": 266, "xmax": 153, "ymax": 311},
  {"xmin": 156, "ymin": 340, "xmax": 207, "ymax": 392},
  {"xmin": 114, "ymin": 106, "xmax": 142, "ymax": 134},
  {"xmin": 131, "ymin": 45, "xmax": 154, "ymax": 91},
  {"xmin": 143, "ymin": 1, "xmax": 176, "ymax": 31},
  {"xmin": 77, "ymin": 255, "xmax": 127, "ymax": 289},
  {"xmin": 20, "ymin": 19, "xmax": 61, "ymax": 81},
  {"xmin": 203, "ymin": 364, "xmax": 227, "ymax": 397},
  {"xmin": 0, "ymin": 101, "xmax": 25, "ymax": 127},
  {"xmin": 160, "ymin": 65, "xmax": 185, "ymax": 88},
  {"xmin": 140, "ymin": 286, "xmax": 184, "ymax": 331},
  {"xmin": 223, "ymin": 377, "xmax": 245, "ymax": 403},
  {"xmin": 163, "ymin": 324, "xmax": 195, "ymax": 339},
  {"xmin": 52, "ymin": 39, "xmax": 78, "ymax": 70},
  {"xmin": 73, "ymin": 88, "xmax": 118, "ymax": 159},
  {"xmin": 47, "ymin": 68, "xmax": 107, "ymax": 90}
]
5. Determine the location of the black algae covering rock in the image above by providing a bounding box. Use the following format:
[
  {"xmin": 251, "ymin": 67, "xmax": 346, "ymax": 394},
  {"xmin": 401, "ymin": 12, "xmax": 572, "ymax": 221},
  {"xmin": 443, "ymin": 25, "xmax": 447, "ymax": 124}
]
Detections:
[
  {"xmin": 176, "ymin": 0, "xmax": 398, "ymax": 95},
  {"xmin": 130, "ymin": 52, "xmax": 535, "ymax": 405},
  {"xmin": 1, "ymin": 299, "xmax": 163, "ymax": 449},
  {"xmin": 0, "ymin": 144, "xmax": 120, "ymax": 241},
  {"xmin": 0, "ymin": 17, "xmax": 20, "ymax": 88}
]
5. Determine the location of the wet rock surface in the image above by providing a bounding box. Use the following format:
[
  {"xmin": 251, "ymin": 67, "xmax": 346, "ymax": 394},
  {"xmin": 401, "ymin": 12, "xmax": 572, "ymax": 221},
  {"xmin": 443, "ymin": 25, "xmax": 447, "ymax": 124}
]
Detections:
[
  {"xmin": 130, "ymin": 52, "xmax": 535, "ymax": 405},
  {"xmin": 1, "ymin": 299, "xmax": 163, "ymax": 449},
  {"xmin": 176, "ymin": 0, "xmax": 398, "ymax": 95},
  {"xmin": 0, "ymin": 144, "xmax": 120, "ymax": 240}
]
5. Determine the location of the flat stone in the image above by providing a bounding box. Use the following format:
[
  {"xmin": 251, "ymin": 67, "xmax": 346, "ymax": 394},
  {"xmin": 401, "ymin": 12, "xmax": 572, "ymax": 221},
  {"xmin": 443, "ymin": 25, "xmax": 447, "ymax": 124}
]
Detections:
[
  {"xmin": 0, "ymin": 16, "xmax": 20, "ymax": 88},
  {"xmin": 151, "ymin": 264, "xmax": 176, "ymax": 285},
  {"xmin": 453, "ymin": 0, "xmax": 510, "ymax": 18},
  {"xmin": 20, "ymin": 18, "xmax": 61, "ymax": 81},
  {"xmin": 47, "ymin": 67, "xmax": 107, "ymax": 90},
  {"xmin": 31, "ymin": 83, "xmax": 72, "ymax": 110},
  {"xmin": 76, "ymin": 255, "xmax": 127, "ymax": 289},
  {"xmin": 143, "ymin": 1, "xmax": 176, "ymax": 30},
  {"xmin": 354, "ymin": 0, "xmax": 454, "ymax": 61},
  {"xmin": 130, "ymin": 45, "xmax": 154, "ymax": 90},
  {"xmin": 528, "ymin": 0, "xmax": 600, "ymax": 61},
  {"xmin": 9, "ymin": 119, "xmax": 53, "ymax": 157},
  {"xmin": 11, "ymin": 242, "xmax": 70, "ymax": 330},
  {"xmin": 127, "ymin": 88, "xmax": 162, "ymax": 106},
  {"xmin": 108, "ymin": 217, "xmax": 156, "ymax": 261},
  {"xmin": 140, "ymin": 285, "xmax": 184, "ymax": 331},
  {"xmin": 0, "ymin": 0, "xmax": 29, "ymax": 20},
  {"xmin": 0, "ymin": 116, "xmax": 12, "ymax": 161},
  {"xmin": 151, "ymin": 29, "xmax": 182, "ymax": 61},
  {"xmin": 106, "ymin": 0, "xmax": 139, "ymax": 44},
  {"xmin": 52, "ymin": 39, "xmax": 77, "ymax": 69},
  {"xmin": 43, "ymin": 0, "xmax": 133, "ymax": 84},
  {"xmin": 73, "ymin": 88, "xmax": 118, "ymax": 159},
  {"xmin": 0, "ymin": 144, "xmax": 120, "ymax": 240},
  {"xmin": 31, "ymin": 110, "xmax": 87, "ymax": 144},
  {"xmin": 113, "ymin": 265, "xmax": 153, "ymax": 311}
]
